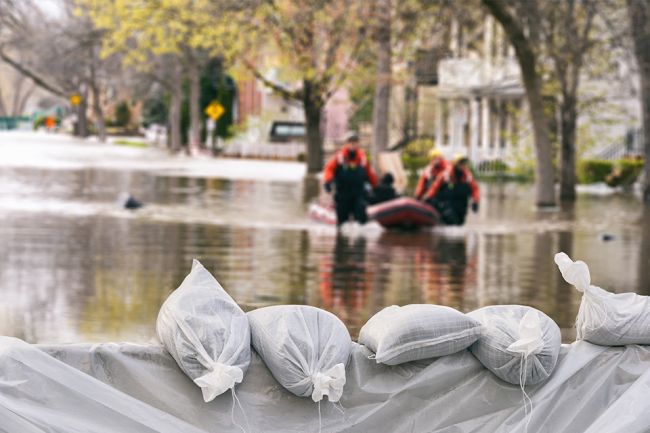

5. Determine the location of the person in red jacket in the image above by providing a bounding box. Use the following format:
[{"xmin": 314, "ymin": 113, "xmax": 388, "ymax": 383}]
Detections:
[
  {"xmin": 422, "ymin": 155, "xmax": 480, "ymax": 225},
  {"xmin": 414, "ymin": 148, "xmax": 449, "ymax": 200},
  {"xmin": 323, "ymin": 134, "xmax": 378, "ymax": 227}
]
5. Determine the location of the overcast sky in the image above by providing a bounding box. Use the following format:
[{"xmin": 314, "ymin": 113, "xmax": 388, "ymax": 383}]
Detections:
[{"xmin": 36, "ymin": 0, "xmax": 63, "ymax": 18}]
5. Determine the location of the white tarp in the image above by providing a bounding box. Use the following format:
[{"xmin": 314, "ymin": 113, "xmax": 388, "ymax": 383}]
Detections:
[{"xmin": 2, "ymin": 336, "xmax": 650, "ymax": 432}]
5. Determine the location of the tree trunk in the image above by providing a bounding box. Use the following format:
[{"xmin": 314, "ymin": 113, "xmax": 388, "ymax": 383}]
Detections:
[
  {"xmin": 303, "ymin": 79, "xmax": 324, "ymax": 173},
  {"xmin": 88, "ymin": 47, "xmax": 106, "ymax": 143},
  {"xmin": 482, "ymin": 0, "xmax": 556, "ymax": 207},
  {"xmin": 189, "ymin": 62, "xmax": 202, "ymax": 151},
  {"xmin": 90, "ymin": 82, "xmax": 106, "ymax": 143},
  {"xmin": 0, "ymin": 87, "xmax": 7, "ymax": 116},
  {"xmin": 522, "ymin": 68, "xmax": 556, "ymax": 207},
  {"xmin": 371, "ymin": 0, "xmax": 392, "ymax": 171},
  {"xmin": 627, "ymin": 0, "xmax": 650, "ymax": 203},
  {"xmin": 16, "ymin": 84, "xmax": 35, "ymax": 116},
  {"xmin": 169, "ymin": 83, "xmax": 183, "ymax": 152},
  {"xmin": 10, "ymin": 75, "xmax": 25, "ymax": 116},
  {"xmin": 559, "ymin": 96, "xmax": 577, "ymax": 201},
  {"xmin": 76, "ymin": 86, "xmax": 89, "ymax": 138}
]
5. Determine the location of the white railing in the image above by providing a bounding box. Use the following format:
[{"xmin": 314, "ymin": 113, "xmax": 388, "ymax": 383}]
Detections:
[
  {"xmin": 221, "ymin": 141, "xmax": 304, "ymax": 159},
  {"xmin": 438, "ymin": 58, "xmax": 521, "ymax": 89}
]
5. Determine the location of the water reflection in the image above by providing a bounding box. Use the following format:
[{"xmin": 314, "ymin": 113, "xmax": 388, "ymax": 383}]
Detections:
[
  {"xmin": 318, "ymin": 234, "xmax": 370, "ymax": 336},
  {"xmin": 638, "ymin": 209, "xmax": 650, "ymax": 295},
  {"xmin": 0, "ymin": 162, "xmax": 649, "ymax": 344}
]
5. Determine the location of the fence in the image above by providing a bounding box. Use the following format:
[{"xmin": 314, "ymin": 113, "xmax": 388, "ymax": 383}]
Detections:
[{"xmin": 0, "ymin": 116, "xmax": 32, "ymax": 130}]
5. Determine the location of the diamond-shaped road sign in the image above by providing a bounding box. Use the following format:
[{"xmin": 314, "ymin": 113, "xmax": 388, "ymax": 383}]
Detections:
[{"xmin": 205, "ymin": 101, "xmax": 225, "ymax": 120}]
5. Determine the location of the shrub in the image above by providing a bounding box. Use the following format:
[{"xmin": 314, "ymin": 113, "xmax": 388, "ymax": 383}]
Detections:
[
  {"xmin": 33, "ymin": 115, "xmax": 60, "ymax": 129},
  {"xmin": 476, "ymin": 159, "xmax": 509, "ymax": 173},
  {"xmin": 577, "ymin": 159, "xmax": 614, "ymax": 184},
  {"xmin": 401, "ymin": 138, "xmax": 434, "ymax": 176},
  {"xmin": 114, "ymin": 101, "xmax": 131, "ymax": 127},
  {"xmin": 402, "ymin": 154, "xmax": 429, "ymax": 174},
  {"xmin": 605, "ymin": 158, "xmax": 644, "ymax": 187}
]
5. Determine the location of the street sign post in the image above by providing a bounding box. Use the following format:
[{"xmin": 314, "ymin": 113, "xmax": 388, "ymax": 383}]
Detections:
[
  {"xmin": 70, "ymin": 94, "xmax": 82, "ymax": 106},
  {"xmin": 205, "ymin": 101, "xmax": 224, "ymax": 121},
  {"xmin": 205, "ymin": 101, "xmax": 225, "ymax": 154}
]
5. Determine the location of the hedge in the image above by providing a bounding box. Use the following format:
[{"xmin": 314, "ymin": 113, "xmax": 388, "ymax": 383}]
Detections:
[{"xmin": 577, "ymin": 159, "xmax": 614, "ymax": 184}]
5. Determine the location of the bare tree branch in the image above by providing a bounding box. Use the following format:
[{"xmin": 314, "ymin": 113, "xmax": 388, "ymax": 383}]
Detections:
[{"xmin": 0, "ymin": 48, "xmax": 66, "ymax": 97}]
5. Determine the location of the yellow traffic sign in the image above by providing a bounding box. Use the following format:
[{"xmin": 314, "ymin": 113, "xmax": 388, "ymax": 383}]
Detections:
[
  {"xmin": 70, "ymin": 94, "xmax": 82, "ymax": 106},
  {"xmin": 205, "ymin": 101, "xmax": 224, "ymax": 120}
]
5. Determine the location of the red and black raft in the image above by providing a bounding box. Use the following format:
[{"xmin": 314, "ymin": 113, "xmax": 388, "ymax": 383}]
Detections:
[{"xmin": 309, "ymin": 197, "xmax": 439, "ymax": 229}]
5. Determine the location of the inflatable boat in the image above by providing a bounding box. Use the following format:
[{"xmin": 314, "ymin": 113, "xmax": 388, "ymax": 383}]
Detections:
[{"xmin": 309, "ymin": 197, "xmax": 439, "ymax": 229}]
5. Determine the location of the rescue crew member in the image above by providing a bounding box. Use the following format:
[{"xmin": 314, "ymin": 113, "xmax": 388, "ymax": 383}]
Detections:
[
  {"xmin": 422, "ymin": 154, "xmax": 479, "ymax": 225},
  {"xmin": 414, "ymin": 148, "xmax": 449, "ymax": 200},
  {"xmin": 323, "ymin": 134, "xmax": 378, "ymax": 226}
]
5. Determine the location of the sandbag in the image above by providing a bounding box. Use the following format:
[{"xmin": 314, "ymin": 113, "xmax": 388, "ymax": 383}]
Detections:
[
  {"xmin": 156, "ymin": 260, "xmax": 250, "ymax": 402},
  {"xmin": 468, "ymin": 305, "xmax": 561, "ymax": 385},
  {"xmin": 555, "ymin": 252, "xmax": 650, "ymax": 345},
  {"xmin": 248, "ymin": 305, "xmax": 351, "ymax": 402},
  {"xmin": 358, "ymin": 304, "xmax": 483, "ymax": 365}
]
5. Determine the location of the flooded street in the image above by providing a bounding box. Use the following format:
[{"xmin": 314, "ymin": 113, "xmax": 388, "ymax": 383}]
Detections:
[{"xmin": 1, "ymin": 132, "xmax": 649, "ymax": 343}]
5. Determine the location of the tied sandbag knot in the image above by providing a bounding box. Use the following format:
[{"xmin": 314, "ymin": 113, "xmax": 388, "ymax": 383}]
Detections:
[
  {"xmin": 194, "ymin": 361, "xmax": 243, "ymax": 402},
  {"xmin": 505, "ymin": 309, "xmax": 544, "ymax": 433},
  {"xmin": 311, "ymin": 363, "xmax": 346, "ymax": 402},
  {"xmin": 554, "ymin": 252, "xmax": 591, "ymax": 293},
  {"xmin": 506, "ymin": 310, "xmax": 544, "ymax": 358}
]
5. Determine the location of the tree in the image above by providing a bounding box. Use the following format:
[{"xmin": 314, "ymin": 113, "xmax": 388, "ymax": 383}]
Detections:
[
  {"xmin": 238, "ymin": 0, "xmax": 371, "ymax": 173},
  {"xmin": 482, "ymin": 0, "xmax": 556, "ymax": 207},
  {"xmin": 539, "ymin": 0, "xmax": 597, "ymax": 201},
  {"xmin": 626, "ymin": 0, "xmax": 650, "ymax": 203},
  {"xmin": 0, "ymin": 1, "xmax": 67, "ymax": 99},
  {"xmin": 0, "ymin": 0, "xmax": 122, "ymax": 141},
  {"xmin": 84, "ymin": 0, "xmax": 238, "ymax": 151},
  {"xmin": 371, "ymin": 0, "xmax": 392, "ymax": 166}
]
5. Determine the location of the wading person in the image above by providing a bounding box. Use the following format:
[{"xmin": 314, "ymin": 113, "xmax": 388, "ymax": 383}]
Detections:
[
  {"xmin": 323, "ymin": 134, "xmax": 378, "ymax": 227},
  {"xmin": 414, "ymin": 148, "xmax": 449, "ymax": 201},
  {"xmin": 422, "ymin": 155, "xmax": 479, "ymax": 225}
]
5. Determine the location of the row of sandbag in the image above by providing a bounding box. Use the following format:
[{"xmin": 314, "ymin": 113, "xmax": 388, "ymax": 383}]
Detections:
[{"xmin": 155, "ymin": 252, "xmax": 650, "ymax": 405}]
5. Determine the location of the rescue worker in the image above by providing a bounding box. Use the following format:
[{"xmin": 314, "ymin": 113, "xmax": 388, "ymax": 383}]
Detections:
[
  {"xmin": 414, "ymin": 148, "xmax": 449, "ymax": 200},
  {"xmin": 422, "ymin": 154, "xmax": 479, "ymax": 225},
  {"xmin": 368, "ymin": 173, "xmax": 398, "ymax": 205},
  {"xmin": 323, "ymin": 134, "xmax": 378, "ymax": 227}
]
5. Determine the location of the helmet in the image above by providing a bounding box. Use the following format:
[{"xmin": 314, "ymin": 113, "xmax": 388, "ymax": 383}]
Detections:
[
  {"xmin": 454, "ymin": 153, "xmax": 469, "ymax": 165},
  {"xmin": 344, "ymin": 132, "xmax": 360, "ymax": 143},
  {"xmin": 428, "ymin": 148, "xmax": 443, "ymax": 159}
]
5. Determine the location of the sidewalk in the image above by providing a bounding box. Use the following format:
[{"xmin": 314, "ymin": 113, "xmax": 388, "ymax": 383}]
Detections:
[{"xmin": 0, "ymin": 131, "xmax": 307, "ymax": 182}]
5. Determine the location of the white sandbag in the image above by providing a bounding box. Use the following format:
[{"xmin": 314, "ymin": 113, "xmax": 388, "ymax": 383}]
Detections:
[
  {"xmin": 358, "ymin": 304, "xmax": 483, "ymax": 365},
  {"xmin": 468, "ymin": 305, "xmax": 561, "ymax": 385},
  {"xmin": 555, "ymin": 252, "xmax": 650, "ymax": 345},
  {"xmin": 156, "ymin": 259, "xmax": 250, "ymax": 402},
  {"xmin": 248, "ymin": 305, "xmax": 351, "ymax": 402}
]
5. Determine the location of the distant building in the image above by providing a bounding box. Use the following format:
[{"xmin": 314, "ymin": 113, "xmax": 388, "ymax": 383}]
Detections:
[
  {"xmin": 405, "ymin": 14, "xmax": 642, "ymax": 165},
  {"xmin": 236, "ymin": 68, "xmax": 352, "ymax": 154}
]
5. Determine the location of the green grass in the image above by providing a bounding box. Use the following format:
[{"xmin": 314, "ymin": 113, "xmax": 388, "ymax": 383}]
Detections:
[{"xmin": 113, "ymin": 139, "xmax": 149, "ymax": 148}]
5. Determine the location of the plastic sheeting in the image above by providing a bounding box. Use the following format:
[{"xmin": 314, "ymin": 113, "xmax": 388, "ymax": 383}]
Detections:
[{"xmin": 2, "ymin": 336, "xmax": 650, "ymax": 432}]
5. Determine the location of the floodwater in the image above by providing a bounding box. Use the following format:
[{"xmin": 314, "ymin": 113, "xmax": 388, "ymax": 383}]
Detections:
[{"xmin": 1, "ymin": 132, "xmax": 649, "ymax": 344}]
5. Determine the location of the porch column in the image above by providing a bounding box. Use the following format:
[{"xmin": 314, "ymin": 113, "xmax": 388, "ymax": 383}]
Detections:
[{"xmin": 470, "ymin": 97, "xmax": 481, "ymax": 163}]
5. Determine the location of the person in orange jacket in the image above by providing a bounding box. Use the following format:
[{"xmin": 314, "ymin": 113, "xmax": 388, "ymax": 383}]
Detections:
[
  {"xmin": 323, "ymin": 134, "xmax": 378, "ymax": 226},
  {"xmin": 414, "ymin": 148, "xmax": 449, "ymax": 200},
  {"xmin": 422, "ymin": 155, "xmax": 479, "ymax": 225}
]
